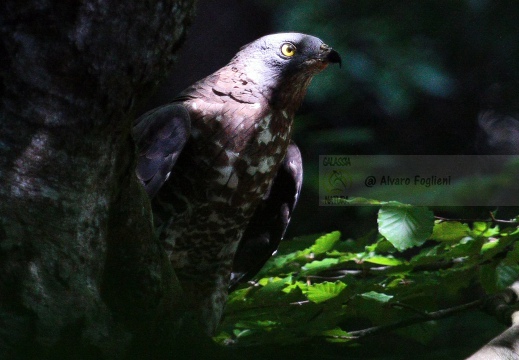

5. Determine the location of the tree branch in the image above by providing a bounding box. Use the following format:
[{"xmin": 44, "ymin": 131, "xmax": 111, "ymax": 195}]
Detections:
[
  {"xmin": 435, "ymin": 212, "xmax": 519, "ymax": 225},
  {"xmin": 344, "ymin": 300, "xmax": 483, "ymax": 339}
]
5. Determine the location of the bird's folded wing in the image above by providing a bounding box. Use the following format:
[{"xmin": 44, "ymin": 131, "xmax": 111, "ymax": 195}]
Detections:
[
  {"xmin": 133, "ymin": 104, "xmax": 191, "ymax": 198},
  {"xmin": 229, "ymin": 142, "xmax": 303, "ymax": 290}
]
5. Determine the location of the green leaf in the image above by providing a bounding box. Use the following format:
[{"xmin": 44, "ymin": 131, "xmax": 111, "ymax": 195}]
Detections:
[
  {"xmin": 360, "ymin": 291, "xmax": 393, "ymax": 303},
  {"xmin": 321, "ymin": 327, "xmax": 351, "ymax": 343},
  {"xmin": 304, "ymin": 281, "xmax": 346, "ymax": 304},
  {"xmin": 377, "ymin": 205, "xmax": 434, "ymax": 251},
  {"xmin": 254, "ymin": 277, "xmax": 290, "ymax": 303},
  {"xmin": 213, "ymin": 331, "xmax": 233, "ymax": 345},
  {"xmin": 479, "ymin": 260, "xmax": 519, "ymax": 293},
  {"xmin": 431, "ymin": 221, "xmax": 470, "ymax": 242},
  {"xmin": 480, "ymin": 234, "xmax": 518, "ymax": 259},
  {"xmin": 233, "ymin": 329, "xmax": 253, "ymax": 338},
  {"xmin": 471, "ymin": 222, "xmax": 500, "ymax": 237},
  {"xmin": 282, "ymin": 281, "xmax": 303, "ymax": 294},
  {"xmin": 257, "ymin": 277, "xmax": 284, "ymax": 286},
  {"xmin": 302, "ymin": 258, "xmax": 340, "ymax": 273},
  {"xmin": 308, "ymin": 231, "xmax": 341, "ymax": 254},
  {"xmin": 481, "ymin": 239, "xmax": 501, "ymax": 254},
  {"xmin": 496, "ymin": 261, "xmax": 519, "ymax": 290},
  {"xmin": 364, "ymin": 256, "xmax": 403, "ymax": 266},
  {"xmin": 227, "ymin": 287, "xmax": 252, "ymax": 303}
]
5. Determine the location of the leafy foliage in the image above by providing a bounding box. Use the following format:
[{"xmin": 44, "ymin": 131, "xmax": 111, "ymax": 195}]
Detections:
[{"xmin": 216, "ymin": 204, "xmax": 519, "ymax": 352}]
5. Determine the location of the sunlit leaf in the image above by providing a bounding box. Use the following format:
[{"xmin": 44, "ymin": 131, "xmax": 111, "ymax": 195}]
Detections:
[
  {"xmin": 431, "ymin": 221, "xmax": 470, "ymax": 242},
  {"xmin": 257, "ymin": 277, "xmax": 284, "ymax": 286},
  {"xmin": 308, "ymin": 231, "xmax": 341, "ymax": 255},
  {"xmin": 304, "ymin": 281, "xmax": 347, "ymax": 304},
  {"xmin": 471, "ymin": 222, "xmax": 500, "ymax": 237},
  {"xmin": 481, "ymin": 239, "xmax": 501, "ymax": 253},
  {"xmin": 321, "ymin": 327, "xmax": 351, "ymax": 343},
  {"xmin": 378, "ymin": 205, "xmax": 434, "ymax": 251},
  {"xmin": 302, "ymin": 258, "xmax": 339, "ymax": 273},
  {"xmin": 364, "ymin": 256, "xmax": 403, "ymax": 266},
  {"xmin": 282, "ymin": 281, "xmax": 303, "ymax": 294}
]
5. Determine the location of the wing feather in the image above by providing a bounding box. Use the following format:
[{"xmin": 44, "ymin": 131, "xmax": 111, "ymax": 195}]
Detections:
[{"xmin": 133, "ymin": 104, "xmax": 191, "ymax": 198}]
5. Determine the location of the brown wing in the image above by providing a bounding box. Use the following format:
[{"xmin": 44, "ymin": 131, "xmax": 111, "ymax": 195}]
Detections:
[
  {"xmin": 229, "ymin": 142, "xmax": 303, "ymax": 290},
  {"xmin": 133, "ymin": 104, "xmax": 191, "ymax": 198}
]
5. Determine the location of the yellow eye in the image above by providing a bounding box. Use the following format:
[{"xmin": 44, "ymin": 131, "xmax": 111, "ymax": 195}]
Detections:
[{"xmin": 281, "ymin": 43, "xmax": 296, "ymax": 57}]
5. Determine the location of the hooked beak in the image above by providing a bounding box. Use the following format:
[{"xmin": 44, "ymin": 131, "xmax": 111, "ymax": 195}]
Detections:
[
  {"xmin": 326, "ymin": 49, "xmax": 342, "ymax": 68},
  {"xmin": 320, "ymin": 44, "xmax": 342, "ymax": 68}
]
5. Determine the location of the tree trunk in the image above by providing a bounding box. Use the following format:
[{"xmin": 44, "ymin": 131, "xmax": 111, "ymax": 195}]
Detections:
[{"xmin": 0, "ymin": 1, "xmax": 196, "ymax": 358}]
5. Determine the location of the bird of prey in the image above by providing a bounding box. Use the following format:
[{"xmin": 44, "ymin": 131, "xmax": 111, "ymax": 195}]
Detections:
[{"xmin": 133, "ymin": 33, "xmax": 341, "ymax": 335}]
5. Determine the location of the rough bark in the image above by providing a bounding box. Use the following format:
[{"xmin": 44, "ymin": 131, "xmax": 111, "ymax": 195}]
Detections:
[{"xmin": 0, "ymin": 0, "xmax": 196, "ymax": 358}]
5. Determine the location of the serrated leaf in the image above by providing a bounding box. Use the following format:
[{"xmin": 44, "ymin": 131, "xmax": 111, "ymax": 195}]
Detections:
[
  {"xmin": 431, "ymin": 221, "xmax": 470, "ymax": 242},
  {"xmin": 377, "ymin": 206, "xmax": 434, "ymax": 251},
  {"xmin": 304, "ymin": 281, "xmax": 346, "ymax": 304},
  {"xmin": 254, "ymin": 277, "xmax": 289, "ymax": 303},
  {"xmin": 360, "ymin": 291, "xmax": 393, "ymax": 303},
  {"xmin": 282, "ymin": 282, "xmax": 302, "ymax": 294},
  {"xmin": 277, "ymin": 234, "xmax": 325, "ymax": 255},
  {"xmin": 302, "ymin": 258, "xmax": 339, "ymax": 273},
  {"xmin": 308, "ymin": 231, "xmax": 341, "ymax": 254}
]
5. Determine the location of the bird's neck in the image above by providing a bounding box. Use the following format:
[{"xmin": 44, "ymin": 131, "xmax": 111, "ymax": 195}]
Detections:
[
  {"xmin": 223, "ymin": 60, "xmax": 312, "ymax": 114},
  {"xmin": 269, "ymin": 73, "xmax": 314, "ymax": 114}
]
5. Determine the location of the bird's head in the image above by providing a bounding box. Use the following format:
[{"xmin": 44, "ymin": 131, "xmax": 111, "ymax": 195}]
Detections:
[
  {"xmin": 231, "ymin": 33, "xmax": 341, "ymax": 109},
  {"xmin": 236, "ymin": 32, "xmax": 341, "ymax": 78}
]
